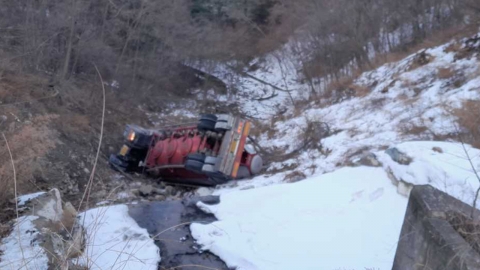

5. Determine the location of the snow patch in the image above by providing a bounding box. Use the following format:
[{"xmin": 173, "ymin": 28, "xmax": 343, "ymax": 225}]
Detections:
[
  {"xmin": 0, "ymin": 216, "xmax": 48, "ymax": 270},
  {"xmin": 79, "ymin": 205, "xmax": 160, "ymax": 270},
  {"xmin": 192, "ymin": 167, "xmax": 408, "ymax": 270},
  {"xmin": 17, "ymin": 192, "xmax": 46, "ymax": 206},
  {"xmin": 379, "ymin": 141, "xmax": 480, "ymax": 206}
]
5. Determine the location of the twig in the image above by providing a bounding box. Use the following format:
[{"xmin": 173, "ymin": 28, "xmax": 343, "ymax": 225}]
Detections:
[
  {"xmin": 164, "ymin": 265, "xmax": 220, "ymax": 270},
  {"xmin": 2, "ymin": 133, "xmax": 28, "ymax": 269},
  {"xmin": 455, "ymin": 126, "xmax": 480, "ymax": 218},
  {"xmin": 77, "ymin": 63, "xmax": 106, "ymax": 212},
  {"xmin": 226, "ymin": 64, "xmax": 293, "ymax": 93},
  {"xmin": 253, "ymin": 92, "xmax": 279, "ymax": 101}
]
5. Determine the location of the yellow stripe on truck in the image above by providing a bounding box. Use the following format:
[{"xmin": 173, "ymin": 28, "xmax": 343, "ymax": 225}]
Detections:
[
  {"xmin": 243, "ymin": 121, "xmax": 251, "ymax": 136},
  {"xmin": 232, "ymin": 161, "xmax": 241, "ymax": 178},
  {"xmin": 230, "ymin": 140, "xmax": 238, "ymax": 153}
]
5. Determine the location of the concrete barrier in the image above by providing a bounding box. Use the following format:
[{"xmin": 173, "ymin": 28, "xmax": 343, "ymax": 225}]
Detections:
[{"xmin": 393, "ymin": 185, "xmax": 480, "ymax": 270}]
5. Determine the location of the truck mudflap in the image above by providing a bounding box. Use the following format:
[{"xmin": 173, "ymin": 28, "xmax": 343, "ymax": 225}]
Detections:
[{"xmin": 215, "ymin": 117, "xmax": 251, "ymax": 178}]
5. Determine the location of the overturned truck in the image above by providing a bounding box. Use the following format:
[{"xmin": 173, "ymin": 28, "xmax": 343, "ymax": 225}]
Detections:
[{"xmin": 109, "ymin": 114, "xmax": 263, "ymax": 186}]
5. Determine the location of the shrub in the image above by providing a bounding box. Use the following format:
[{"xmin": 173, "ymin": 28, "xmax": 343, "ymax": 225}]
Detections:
[{"xmin": 454, "ymin": 100, "xmax": 480, "ymax": 148}]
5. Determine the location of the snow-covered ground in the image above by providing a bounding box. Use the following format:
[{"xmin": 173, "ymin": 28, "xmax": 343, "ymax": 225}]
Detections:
[
  {"xmin": 78, "ymin": 205, "xmax": 160, "ymax": 270},
  {"xmin": 212, "ymin": 35, "xmax": 480, "ymax": 194},
  {"xmin": 17, "ymin": 192, "xmax": 46, "ymax": 206},
  {"xmin": 0, "ymin": 216, "xmax": 48, "ymax": 270},
  {"xmin": 189, "ymin": 35, "xmax": 480, "ymax": 269},
  {"xmin": 0, "ymin": 205, "xmax": 160, "ymax": 270},
  {"xmin": 192, "ymin": 167, "xmax": 407, "ymax": 270},
  {"xmin": 379, "ymin": 141, "xmax": 480, "ymax": 207}
]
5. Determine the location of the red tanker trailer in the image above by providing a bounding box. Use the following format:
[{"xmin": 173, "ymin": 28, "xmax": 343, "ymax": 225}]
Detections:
[{"xmin": 109, "ymin": 114, "xmax": 263, "ymax": 186}]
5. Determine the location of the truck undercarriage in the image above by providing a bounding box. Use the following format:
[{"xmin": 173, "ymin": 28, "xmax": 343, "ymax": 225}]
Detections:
[{"xmin": 109, "ymin": 114, "xmax": 263, "ymax": 186}]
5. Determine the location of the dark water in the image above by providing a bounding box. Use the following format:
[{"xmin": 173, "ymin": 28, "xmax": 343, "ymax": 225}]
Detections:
[{"xmin": 128, "ymin": 196, "xmax": 229, "ymax": 269}]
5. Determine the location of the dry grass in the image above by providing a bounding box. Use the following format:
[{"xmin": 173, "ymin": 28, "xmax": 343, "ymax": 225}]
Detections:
[
  {"xmin": 438, "ymin": 67, "xmax": 456, "ymax": 79},
  {"xmin": 283, "ymin": 171, "xmax": 307, "ymax": 183},
  {"xmin": 408, "ymin": 51, "xmax": 434, "ymax": 71},
  {"xmin": 444, "ymin": 42, "xmax": 463, "ymax": 54},
  {"xmin": 369, "ymin": 24, "xmax": 478, "ymax": 72},
  {"xmin": 319, "ymin": 76, "xmax": 371, "ymax": 104},
  {"xmin": 399, "ymin": 124, "xmax": 429, "ymax": 137},
  {"xmin": 448, "ymin": 212, "xmax": 480, "ymax": 254},
  {"xmin": 454, "ymin": 100, "xmax": 480, "ymax": 149}
]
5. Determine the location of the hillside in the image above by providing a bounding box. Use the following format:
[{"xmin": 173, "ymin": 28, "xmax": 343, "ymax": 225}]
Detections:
[
  {"xmin": 0, "ymin": 30, "xmax": 479, "ymax": 269},
  {"xmin": 0, "ymin": 0, "xmax": 479, "ymax": 269}
]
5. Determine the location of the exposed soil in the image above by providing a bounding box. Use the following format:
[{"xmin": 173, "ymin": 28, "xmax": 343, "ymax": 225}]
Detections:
[{"xmin": 0, "ymin": 72, "xmax": 150, "ymax": 223}]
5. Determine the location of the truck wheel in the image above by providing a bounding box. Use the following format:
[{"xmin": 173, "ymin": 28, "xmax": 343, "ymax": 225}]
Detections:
[
  {"xmin": 202, "ymin": 164, "xmax": 216, "ymax": 173},
  {"xmin": 187, "ymin": 153, "xmax": 206, "ymax": 162},
  {"xmin": 204, "ymin": 156, "xmax": 218, "ymax": 165},
  {"xmin": 197, "ymin": 114, "xmax": 217, "ymax": 131},
  {"xmin": 214, "ymin": 121, "xmax": 230, "ymax": 131},
  {"xmin": 185, "ymin": 160, "xmax": 204, "ymax": 173},
  {"xmin": 200, "ymin": 114, "xmax": 218, "ymax": 122}
]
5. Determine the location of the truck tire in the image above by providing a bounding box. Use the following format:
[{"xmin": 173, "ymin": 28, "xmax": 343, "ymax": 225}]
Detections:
[
  {"xmin": 187, "ymin": 153, "xmax": 206, "ymax": 162},
  {"xmin": 214, "ymin": 121, "xmax": 230, "ymax": 131},
  {"xmin": 197, "ymin": 114, "xmax": 217, "ymax": 131},
  {"xmin": 202, "ymin": 164, "xmax": 216, "ymax": 173},
  {"xmin": 200, "ymin": 114, "xmax": 218, "ymax": 122},
  {"xmin": 204, "ymin": 156, "xmax": 218, "ymax": 165},
  {"xmin": 185, "ymin": 160, "xmax": 204, "ymax": 173}
]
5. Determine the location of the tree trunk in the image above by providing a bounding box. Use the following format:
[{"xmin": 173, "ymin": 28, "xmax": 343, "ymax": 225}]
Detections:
[{"xmin": 62, "ymin": 0, "xmax": 76, "ymax": 80}]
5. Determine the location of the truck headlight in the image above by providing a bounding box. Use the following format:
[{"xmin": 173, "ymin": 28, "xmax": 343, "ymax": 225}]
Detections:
[{"xmin": 127, "ymin": 130, "xmax": 136, "ymax": 142}]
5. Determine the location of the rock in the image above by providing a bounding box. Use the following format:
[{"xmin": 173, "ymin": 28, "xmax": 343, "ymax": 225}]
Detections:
[
  {"xmin": 239, "ymin": 185, "xmax": 256, "ymax": 190},
  {"xmin": 95, "ymin": 190, "xmax": 107, "ymax": 198},
  {"xmin": 131, "ymin": 189, "xmax": 140, "ymax": 196},
  {"xmin": 43, "ymin": 228, "xmax": 68, "ymax": 269},
  {"xmin": 386, "ymin": 168, "xmax": 413, "ymax": 198},
  {"xmin": 154, "ymin": 195, "xmax": 166, "ymax": 201},
  {"xmin": 397, "ymin": 180, "xmax": 414, "ymax": 197},
  {"xmin": 385, "ymin": 147, "xmax": 412, "ymax": 165},
  {"xmin": 153, "ymin": 188, "xmax": 167, "ymax": 195},
  {"xmin": 65, "ymin": 224, "xmax": 85, "ymax": 259},
  {"xmin": 195, "ymin": 187, "xmax": 214, "ymax": 197},
  {"xmin": 32, "ymin": 188, "xmax": 63, "ymax": 222},
  {"xmin": 432, "ymin": 147, "xmax": 443, "ymax": 153},
  {"xmin": 164, "ymin": 186, "xmax": 175, "ymax": 196},
  {"xmin": 139, "ymin": 185, "xmax": 154, "ymax": 197},
  {"xmin": 61, "ymin": 202, "xmax": 78, "ymax": 231},
  {"xmin": 357, "ymin": 152, "xmax": 381, "ymax": 167},
  {"xmin": 283, "ymin": 171, "xmax": 307, "ymax": 183}
]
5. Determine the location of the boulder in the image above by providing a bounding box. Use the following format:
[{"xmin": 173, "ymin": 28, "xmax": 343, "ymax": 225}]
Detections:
[
  {"xmin": 139, "ymin": 185, "xmax": 154, "ymax": 197},
  {"xmin": 385, "ymin": 147, "xmax": 412, "ymax": 165},
  {"xmin": 32, "ymin": 188, "xmax": 63, "ymax": 222},
  {"xmin": 357, "ymin": 152, "xmax": 381, "ymax": 167},
  {"xmin": 196, "ymin": 187, "xmax": 214, "ymax": 197},
  {"xmin": 61, "ymin": 202, "xmax": 78, "ymax": 231},
  {"xmin": 164, "ymin": 186, "xmax": 176, "ymax": 196},
  {"xmin": 65, "ymin": 224, "xmax": 85, "ymax": 259}
]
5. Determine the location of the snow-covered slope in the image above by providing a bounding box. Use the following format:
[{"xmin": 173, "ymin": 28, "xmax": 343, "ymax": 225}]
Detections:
[
  {"xmin": 192, "ymin": 167, "xmax": 407, "ymax": 270},
  {"xmin": 214, "ymin": 35, "xmax": 480, "ymax": 193},
  {"xmin": 190, "ymin": 35, "xmax": 480, "ymax": 269}
]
